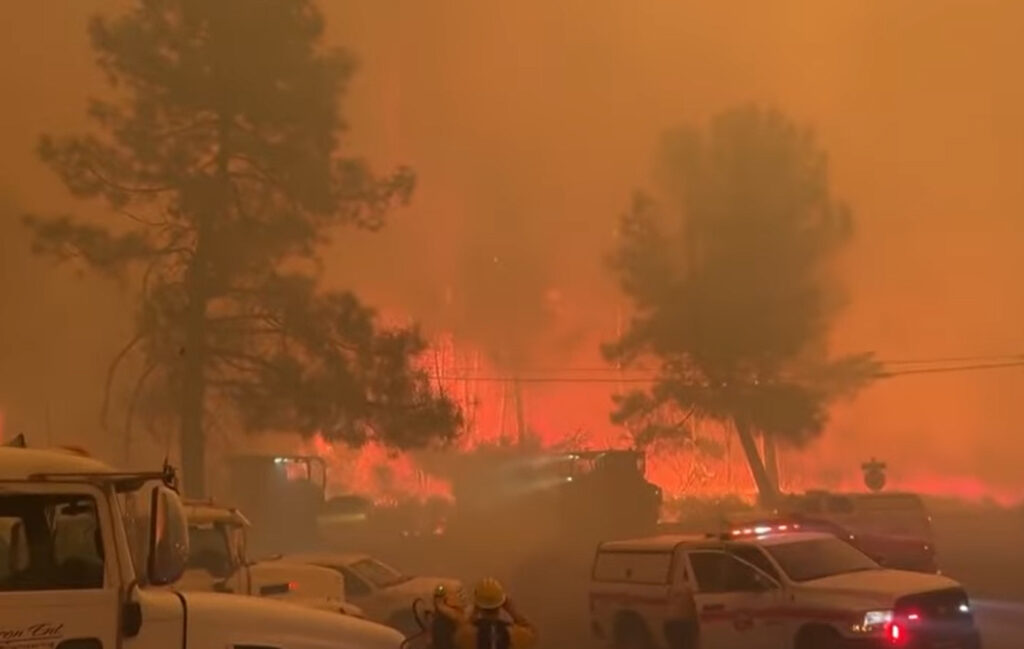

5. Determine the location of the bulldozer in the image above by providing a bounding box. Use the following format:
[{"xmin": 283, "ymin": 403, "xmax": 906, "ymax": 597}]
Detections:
[
  {"xmin": 447, "ymin": 448, "xmax": 662, "ymax": 549},
  {"xmin": 223, "ymin": 454, "xmax": 327, "ymax": 556}
]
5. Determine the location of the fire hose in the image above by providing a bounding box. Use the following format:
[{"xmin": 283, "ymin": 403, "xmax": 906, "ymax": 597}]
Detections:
[{"xmin": 398, "ymin": 597, "xmax": 433, "ymax": 649}]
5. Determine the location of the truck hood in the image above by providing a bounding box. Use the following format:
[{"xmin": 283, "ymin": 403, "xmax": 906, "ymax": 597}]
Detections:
[
  {"xmin": 182, "ymin": 590, "xmax": 402, "ymax": 649},
  {"xmin": 799, "ymin": 569, "xmax": 960, "ymax": 601},
  {"xmin": 387, "ymin": 576, "xmax": 463, "ymax": 600}
]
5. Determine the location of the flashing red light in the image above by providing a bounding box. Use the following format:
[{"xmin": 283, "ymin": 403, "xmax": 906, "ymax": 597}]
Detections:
[
  {"xmin": 888, "ymin": 622, "xmax": 907, "ymax": 645},
  {"xmin": 730, "ymin": 522, "xmax": 800, "ymax": 537},
  {"xmin": 288, "ymin": 581, "xmax": 298, "ymax": 592}
]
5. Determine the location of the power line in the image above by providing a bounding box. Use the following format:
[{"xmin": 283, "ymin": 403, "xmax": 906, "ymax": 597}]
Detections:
[
  {"xmin": 878, "ymin": 360, "xmax": 1024, "ymax": 378},
  {"xmin": 881, "ymin": 353, "xmax": 1024, "ymax": 366},
  {"xmin": 437, "ymin": 353, "xmax": 1024, "ymax": 375},
  {"xmin": 429, "ymin": 359, "xmax": 1024, "ymax": 385}
]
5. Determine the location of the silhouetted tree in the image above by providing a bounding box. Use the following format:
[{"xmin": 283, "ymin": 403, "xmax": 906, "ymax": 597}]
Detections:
[
  {"xmin": 25, "ymin": 0, "xmax": 460, "ymax": 495},
  {"xmin": 606, "ymin": 105, "xmax": 877, "ymax": 502}
]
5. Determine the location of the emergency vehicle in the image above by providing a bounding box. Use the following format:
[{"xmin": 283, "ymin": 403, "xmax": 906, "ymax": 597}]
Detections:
[
  {"xmin": 727, "ymin": 511, "xmax": 939, "ymax": 574},
  {"xmin": 589, "ymin": 527, "xmax": 980, "ymax": 649},
  {"xmin": 0, "ymin": 443, "xmax": 404, "ymax": 649},
  {"xmin": 180, "ymin": 499, "xmax": 365, "ymax": 617}
]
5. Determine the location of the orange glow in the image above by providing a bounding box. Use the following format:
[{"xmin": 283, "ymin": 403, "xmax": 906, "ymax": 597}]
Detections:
[
  {"xmin": 298, "ymin": 333, "xmax": 1024, "ymax": 509},
  {"xmin": 304, "ymin": 434, "xmax": 453, "ymax": 505}
]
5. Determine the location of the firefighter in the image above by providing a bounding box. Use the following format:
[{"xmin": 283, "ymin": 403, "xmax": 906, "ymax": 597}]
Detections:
[
  {"xmin": 455, "ymin": 578, "xmax": 537, "ymax": 649},
  {"xmin": 431, "ymin": 584, "xmax": 466, "ymax": 649}
]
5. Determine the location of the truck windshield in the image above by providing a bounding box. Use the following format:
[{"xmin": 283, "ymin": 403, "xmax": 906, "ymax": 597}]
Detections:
[
  {"xmin": 764, "ymin": 537, "xmax": 880, "ymax": 582},
  {"xmin": 187, "ymin": 525, "xmax": 231, "ymax": 571},
  {"xmin": 350, "ymin": 558, "xmax": 410, "ymax": 588},
  {"xmin": 0, "ymin": 493, "xmax": 105, "ymax": 591}
]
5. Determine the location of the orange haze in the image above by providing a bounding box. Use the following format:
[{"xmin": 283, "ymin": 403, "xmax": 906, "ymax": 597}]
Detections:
[{"xmin": 3, "ymin": 1, "xmax": 1024, "ymax": 503}]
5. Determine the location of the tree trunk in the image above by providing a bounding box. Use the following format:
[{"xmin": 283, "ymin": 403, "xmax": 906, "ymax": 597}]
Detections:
[
  {"xmin": 180, "ymin": 250, "xmax": 209, "ymax": 497},
  {"xmin": 179, "ymin": 114, "xmax": 229, "ymax": 498},
  {"xmin": 734, "ymin": 420, "xmax": 778, "ymax": 506},
  {"xmin": 513, "ymin": 378, "xmax": 526, "ymax": 448}
]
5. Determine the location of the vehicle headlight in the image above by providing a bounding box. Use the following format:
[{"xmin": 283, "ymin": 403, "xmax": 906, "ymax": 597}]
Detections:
[{"xmin": 854, "ymin": 610, "xmax": 894, "ymax": 633}]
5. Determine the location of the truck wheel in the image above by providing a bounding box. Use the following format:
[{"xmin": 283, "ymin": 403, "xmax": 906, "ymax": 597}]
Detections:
[
  {"xmin": 614, "ymin": 614, "xmax": 652, "ymax": 649},
  {"xmin": 794, "ymin": 625, "xmax": 842, "ymax": 649}
]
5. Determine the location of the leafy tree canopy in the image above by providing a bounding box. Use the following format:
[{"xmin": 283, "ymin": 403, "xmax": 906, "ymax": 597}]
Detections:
[{"xmin": 606, "ymin": 105, "xmax": 878, "ymax": 496}]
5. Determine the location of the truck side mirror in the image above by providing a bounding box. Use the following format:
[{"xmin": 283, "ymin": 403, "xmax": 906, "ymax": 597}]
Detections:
[{"xmin": 147, "ymin": 486, "xmax": 190, "ymax": 585}]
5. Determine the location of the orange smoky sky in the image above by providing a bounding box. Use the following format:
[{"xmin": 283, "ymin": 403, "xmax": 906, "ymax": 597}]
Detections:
[{"xmin": 2, "ymin": 1, "xmax": 1024, "ymax": 498}]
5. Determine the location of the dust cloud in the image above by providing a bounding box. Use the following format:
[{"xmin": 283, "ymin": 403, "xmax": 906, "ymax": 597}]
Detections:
[{"xmin": 2, "ymin": 1, "xmax": 1024, "ymax": 498}]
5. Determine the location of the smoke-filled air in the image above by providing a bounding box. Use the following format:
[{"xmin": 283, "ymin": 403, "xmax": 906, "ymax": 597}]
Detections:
[{"xmin": 2, "ymin": 2, "xmax": 1024, "ymax": 647}]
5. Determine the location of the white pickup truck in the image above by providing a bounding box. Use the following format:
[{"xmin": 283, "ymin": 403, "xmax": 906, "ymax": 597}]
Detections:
[
  {"xmin": 180, "ymin": 500, "xmax": 365, "ymax": 617},
  {"xmin": 590, "ymin": 529, "xmax": 982, "ymax": 649},
  {"xmin": 0, "ymin": 445, "xmax": 403, "ymax": 649}
]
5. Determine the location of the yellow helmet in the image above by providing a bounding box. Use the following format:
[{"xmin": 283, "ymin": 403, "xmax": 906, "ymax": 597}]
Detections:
[{"xmin": 473, "ymin": 577, "xmax": 507, "ymax": 610}]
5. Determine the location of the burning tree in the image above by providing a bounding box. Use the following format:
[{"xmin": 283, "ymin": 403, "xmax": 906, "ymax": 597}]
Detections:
[
  {"xmin": 24, "ymin": 0, "xmax": 460, "ymax": 495},
  {"xmin": 605, "ymin": 105, "xmax": 877, "ymax": 502}
]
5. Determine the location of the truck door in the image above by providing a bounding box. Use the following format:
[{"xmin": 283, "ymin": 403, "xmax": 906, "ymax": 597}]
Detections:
[
  {"xmin": 0, "ymin": 486, "xmax": 120, "ymax": 649},
  {"xmin": 685, "ymin": 550, "xmax": 785, "ymax": 649}
]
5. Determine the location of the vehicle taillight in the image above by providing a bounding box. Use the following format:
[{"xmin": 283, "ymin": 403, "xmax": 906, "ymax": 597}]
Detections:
[{"xmin": 887, "ymin": 622, "xmax": 907, "ymax": 645}]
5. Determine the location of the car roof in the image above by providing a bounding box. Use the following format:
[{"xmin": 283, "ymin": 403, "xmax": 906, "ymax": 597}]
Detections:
[
  {"xmin": 599, "ymin": 534, "xmax": 713, "ymax": 552},
  {"xmin": 599, "ymin": 531, "xmax": 836, "ymax": 552},
  {"xmin": 0, "ymin": 447, "xmax": 115, "ymax": 480},
  {"xmin": 283, "ymin": 552, "xmax": 371, "ymax": 567},
  {"xmin": 735, "ymin": 531, "xmax": 836, "ymax": 546}
]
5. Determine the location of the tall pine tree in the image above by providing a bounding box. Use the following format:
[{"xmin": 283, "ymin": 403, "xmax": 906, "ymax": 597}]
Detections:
[{"xmin": 26, "ymin": 0, "xmax": 460, "ymax": 495}]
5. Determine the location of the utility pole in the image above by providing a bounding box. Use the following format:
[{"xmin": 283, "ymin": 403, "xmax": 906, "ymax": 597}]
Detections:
[{"xmin": 513, "ymin": 378, "xmax": 526, "ymax": 449}]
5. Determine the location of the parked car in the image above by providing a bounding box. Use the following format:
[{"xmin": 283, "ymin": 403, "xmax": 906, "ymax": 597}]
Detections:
[{"xmin": 281, "ymin": 552, "xmax": 463, "ymax": 635}]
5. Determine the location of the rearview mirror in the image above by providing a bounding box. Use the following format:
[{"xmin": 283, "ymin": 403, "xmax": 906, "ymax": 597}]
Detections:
[{"xmin": 148, "ymin": 486, "xmax": 189, "ymax": 585}]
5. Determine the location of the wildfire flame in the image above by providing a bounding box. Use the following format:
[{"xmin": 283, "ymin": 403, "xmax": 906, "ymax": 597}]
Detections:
[{"xmin": 298, "ymin": 334, "xmax": 1024, "ymax": 508}]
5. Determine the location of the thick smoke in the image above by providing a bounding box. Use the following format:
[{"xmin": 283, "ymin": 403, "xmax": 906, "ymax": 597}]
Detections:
[{"xmin": 3, "ymin": 1, "xmax": 1024, "ymax": 499}]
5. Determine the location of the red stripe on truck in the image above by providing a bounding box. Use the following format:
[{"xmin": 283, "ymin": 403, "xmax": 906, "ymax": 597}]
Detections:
[
  {"xmin": 590, "ymin": 592, "xmax": 669, "ymax": 606},
  {"xmin": 700, "ymin": 607, "xmax": 852, "ymax": 624}
]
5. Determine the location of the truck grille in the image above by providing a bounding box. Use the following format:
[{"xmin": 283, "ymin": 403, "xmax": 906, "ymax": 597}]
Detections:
[{"xmin": 895, "ymin": 588, "xmax": 979, "ymax": 648}]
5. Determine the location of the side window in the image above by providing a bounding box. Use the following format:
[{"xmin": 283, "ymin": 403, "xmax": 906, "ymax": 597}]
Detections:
[
  {"xmin": 0, "ymin": 518, "xmax": 28, "ymax": 580},
  {"xmin": 592, "ymin": 551, "xmax": 672, "ymax": 584},
  {"xmin": 688, "ymin": 552, "xmax": 731, "ymax": 593},
  {"xmin": 730, "ymin": 546, "xmax": 780, "ymax": 582},
  {"xmin": 724, "ymin": 558, "xmax": 771, "ymax": 592},
  {"xmin": 689, "ymin": 551, "xmax": 773, "ymax": 594},
  {"xmin": 341, "ymin": 568, "xmax": 372, "ymax": 598},
  {"xmin": 0, "ymin": 494, "xmax": 104, "ymax": 591},
  {"xmin": 54, "ymin": 501, "xmax": 102, "ymax": 566}
]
